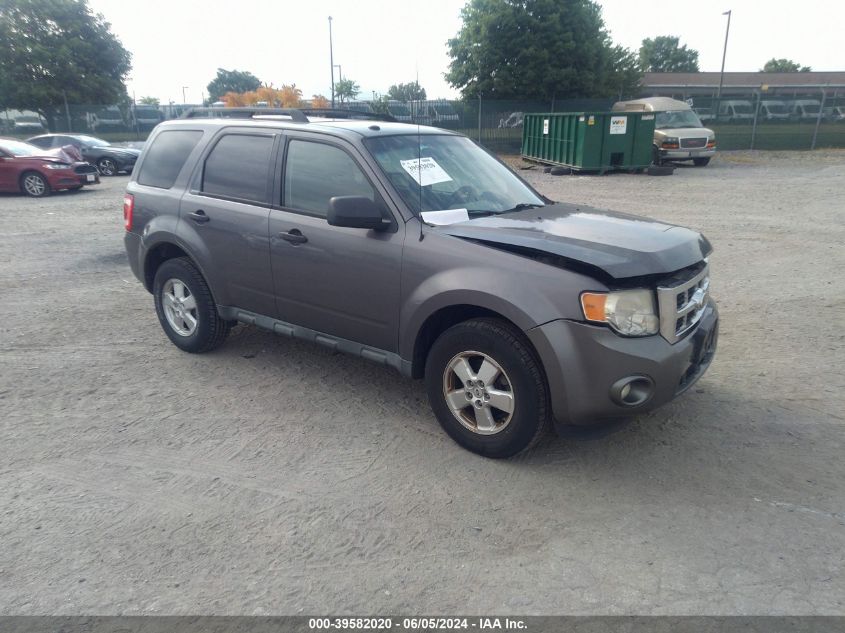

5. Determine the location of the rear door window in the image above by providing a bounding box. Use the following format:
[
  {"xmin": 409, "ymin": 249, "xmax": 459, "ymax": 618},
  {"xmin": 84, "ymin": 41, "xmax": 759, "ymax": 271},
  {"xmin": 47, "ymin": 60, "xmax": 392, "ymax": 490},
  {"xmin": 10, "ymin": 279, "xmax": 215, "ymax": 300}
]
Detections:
[
  {"xmin": 202, "ymin": 133, "xmax": 275, "ymax": 203},
  {"xmin": 137, "ymin": 130, "xmax": 203, "ymax": 189}
]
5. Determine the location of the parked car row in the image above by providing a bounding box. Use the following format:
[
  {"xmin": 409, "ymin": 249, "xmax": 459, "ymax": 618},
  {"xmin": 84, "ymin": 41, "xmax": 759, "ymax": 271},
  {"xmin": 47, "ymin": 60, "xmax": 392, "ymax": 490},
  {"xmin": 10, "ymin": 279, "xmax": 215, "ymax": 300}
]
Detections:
[{"xmin": 700, "ymin": 99, "xmax": 844, "ymax": 123}]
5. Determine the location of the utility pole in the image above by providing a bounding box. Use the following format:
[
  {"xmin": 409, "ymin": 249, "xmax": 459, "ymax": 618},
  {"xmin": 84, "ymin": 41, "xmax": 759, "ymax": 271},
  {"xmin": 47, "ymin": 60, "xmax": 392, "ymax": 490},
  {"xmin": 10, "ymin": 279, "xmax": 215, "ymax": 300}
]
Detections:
[
  {"xmin": 182, "ymin": 86, "xmax": 188, "ymax": 104},
  {"xmin": 716, "ymin": 10, "xmax": 732, "ymax": 100},
  {"xmin": 328, "ymin": 16, "xmax": 335, "ymax": 108}
]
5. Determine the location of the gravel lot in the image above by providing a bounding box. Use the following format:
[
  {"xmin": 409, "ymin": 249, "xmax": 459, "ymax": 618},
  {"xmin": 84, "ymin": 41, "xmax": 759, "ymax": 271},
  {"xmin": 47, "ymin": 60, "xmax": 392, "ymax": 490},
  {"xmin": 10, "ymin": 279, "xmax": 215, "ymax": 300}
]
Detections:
[{"xmin": 1, "ymin": 151, "xmax": 844, "ymax": 615}]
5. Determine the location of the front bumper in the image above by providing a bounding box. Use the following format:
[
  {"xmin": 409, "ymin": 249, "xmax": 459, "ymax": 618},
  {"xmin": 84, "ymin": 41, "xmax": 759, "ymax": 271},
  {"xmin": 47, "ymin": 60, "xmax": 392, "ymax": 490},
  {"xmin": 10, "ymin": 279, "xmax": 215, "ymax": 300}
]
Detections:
[
  {"xmin": 49, "ymin": 169, "xmax": 100, "ymax": 189},
  {"xmin": 527, "ymin": 299, "xmax": 718, "ymax": 432},
  {"xmin": 660, "ymin": 147, "xmax": 716, "ymax": 160}
]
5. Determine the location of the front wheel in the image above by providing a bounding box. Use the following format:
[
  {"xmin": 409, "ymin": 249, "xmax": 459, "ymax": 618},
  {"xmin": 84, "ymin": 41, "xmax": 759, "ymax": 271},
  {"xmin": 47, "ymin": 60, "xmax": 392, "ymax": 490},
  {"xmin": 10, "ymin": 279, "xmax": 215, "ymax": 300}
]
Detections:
[
  {"xmin": 97, "ymin": 157, "xmax": 118, "ymax": 176},
  {"xmin": 425, "ymin": 318, "xmax": 550, "ymax": 458},
  {"xmin": 21, "ymin": 171, "xmax": 50, "ymax": 197},
  {"xmin": 693, "ymin": 157, "xmax": 711, "ymax": 167},
  {"xmin": 153, "ymin": 257, "xmax": 231, "ymax": 353}
]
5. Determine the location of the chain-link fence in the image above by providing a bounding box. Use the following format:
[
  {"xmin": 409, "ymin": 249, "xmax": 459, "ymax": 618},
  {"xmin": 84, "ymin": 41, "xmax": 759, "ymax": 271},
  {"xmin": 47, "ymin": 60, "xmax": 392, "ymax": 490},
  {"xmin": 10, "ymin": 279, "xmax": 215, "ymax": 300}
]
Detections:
[{"xmin": 3, "ymin": 94, "xmax": 844, "ymax": 154}]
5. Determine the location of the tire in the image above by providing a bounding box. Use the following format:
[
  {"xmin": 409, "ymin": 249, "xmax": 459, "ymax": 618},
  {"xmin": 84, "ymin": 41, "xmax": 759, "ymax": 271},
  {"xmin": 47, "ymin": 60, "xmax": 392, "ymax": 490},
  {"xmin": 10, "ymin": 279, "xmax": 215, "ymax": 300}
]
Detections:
[
  {"xmin": 20, "ymin": 171, "xmax": 50, "ymax": 197},
  {"xmin": 647, "ymin": 165, "xmax": 674, "ymax": 176},
  {"xmin": 693, "ymin": 157, "xmax": 711, "ymax": 167},
  {"xmin": 652, "ymin": 145, "xmax": 662, "ymax": 166},
  {"xmin": 96, "ymin": 157, "xmax": 118, "ymax": 176},
  {"xmin": 550, "ymin": 166, "xmax": 571, "ymax": 176},
  {"xmin": 152, "ymin": 257, "xmax": 231, "ymax": 353},
  {"xmin": 424, "ymin": 318, "xmax": 550, "ymax": 458}
]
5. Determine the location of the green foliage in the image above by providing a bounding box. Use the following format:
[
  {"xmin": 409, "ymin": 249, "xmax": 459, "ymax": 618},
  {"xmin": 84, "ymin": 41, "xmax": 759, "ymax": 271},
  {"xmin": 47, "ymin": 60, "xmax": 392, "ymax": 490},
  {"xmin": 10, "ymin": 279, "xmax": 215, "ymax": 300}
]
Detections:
[
  {"xmin": 639, "ymin": 36, "xmax": 700, "ymax": 72},
  {"xmin": 335, "ymin": 78, "xmax": 360, "ymax": 104},
  {"xmin": 0, "ymin": 0, "xmax": 132, "ymax": 113},
  {"xmin": 206, "ymin": 68, "xmax": 261, "ymax": 102},
  {"xmin": 138, "ymin": 96, "xmax": 160, "ymax": 106},
  {"xmin": 370, "ymin": 95, "xmax": 391, "ymax": 115},
  {"xmin": 761, "ymin": 58, "xmax": 811, "ymax": 72},
  {"xmin": 446, "ymin": 0, "xmax": 641, "ymax": 100},
  {"xmin": 387, "ymin": 81, "xmax": 427, "ymax": 102}
]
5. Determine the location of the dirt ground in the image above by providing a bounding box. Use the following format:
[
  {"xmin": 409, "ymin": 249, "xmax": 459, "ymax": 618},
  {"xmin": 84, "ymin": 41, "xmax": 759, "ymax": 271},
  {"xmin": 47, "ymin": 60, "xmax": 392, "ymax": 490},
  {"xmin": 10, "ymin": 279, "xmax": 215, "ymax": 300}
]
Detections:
[{"xmin": 1, "ymin": 151, "xmax": 844, "ymax": 615}]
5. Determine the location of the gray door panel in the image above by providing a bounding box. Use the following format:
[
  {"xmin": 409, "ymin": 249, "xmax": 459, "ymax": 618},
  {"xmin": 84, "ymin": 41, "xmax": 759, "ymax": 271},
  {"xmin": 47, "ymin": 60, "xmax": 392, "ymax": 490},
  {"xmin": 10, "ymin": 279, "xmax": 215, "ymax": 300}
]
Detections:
[
  {"xmin": 180, "ymin": 192, "xmax": 275, "ymax": 316},
  {"xmin": 269, "ymin": 211, "xmax": 404, "ymax": 352}
]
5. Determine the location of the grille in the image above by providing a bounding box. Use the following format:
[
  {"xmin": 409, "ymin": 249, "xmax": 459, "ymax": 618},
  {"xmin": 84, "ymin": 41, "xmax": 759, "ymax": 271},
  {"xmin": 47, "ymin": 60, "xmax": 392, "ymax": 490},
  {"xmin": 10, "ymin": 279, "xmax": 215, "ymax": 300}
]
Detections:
[
  {"xmin": 656, "ymin": 264, "xmax": 710, "ymax": 344},
  {"xmin": 680, "ymin": 137, "xmax": 707, "ymax": 149},
  {"xmin": 74, "ymin": 164, "xmax": 97, "ymax": 175}
]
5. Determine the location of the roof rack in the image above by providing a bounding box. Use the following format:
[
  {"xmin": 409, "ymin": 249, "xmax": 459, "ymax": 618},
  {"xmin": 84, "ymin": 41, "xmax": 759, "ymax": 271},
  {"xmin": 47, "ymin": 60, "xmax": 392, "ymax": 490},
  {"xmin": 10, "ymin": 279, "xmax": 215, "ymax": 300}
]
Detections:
[{"xmin": 180, "ymin": 107, "xmax": 396, "ymax": 124}]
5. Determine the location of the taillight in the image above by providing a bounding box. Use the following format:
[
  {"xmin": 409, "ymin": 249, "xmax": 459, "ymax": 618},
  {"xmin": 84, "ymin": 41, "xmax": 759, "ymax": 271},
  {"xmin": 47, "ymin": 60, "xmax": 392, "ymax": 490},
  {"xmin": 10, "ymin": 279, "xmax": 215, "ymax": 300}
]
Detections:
[{"xmin": 123, "ymin": 193, "xmax": 134, "ymax": 231}]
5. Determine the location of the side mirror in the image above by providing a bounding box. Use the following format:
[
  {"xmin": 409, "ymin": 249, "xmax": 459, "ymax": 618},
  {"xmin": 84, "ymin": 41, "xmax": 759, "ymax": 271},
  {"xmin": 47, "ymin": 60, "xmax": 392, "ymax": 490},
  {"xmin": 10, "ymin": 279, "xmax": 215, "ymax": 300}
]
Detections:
[{"xmin": 328, "ymin": 196, "xmax": 390, "ymax": 231}]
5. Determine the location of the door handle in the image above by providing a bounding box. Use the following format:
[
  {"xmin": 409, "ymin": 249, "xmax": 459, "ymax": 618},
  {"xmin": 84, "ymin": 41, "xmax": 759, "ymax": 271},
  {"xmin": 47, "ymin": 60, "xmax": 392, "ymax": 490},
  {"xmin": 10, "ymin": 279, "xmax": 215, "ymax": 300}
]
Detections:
[
  {"xmin": 279, "ymin": 229, "xmax": 308, "ymax": 245},
  {"xmin": 188, "ymin": 210, "xmax": 209, "ymax": 223}
]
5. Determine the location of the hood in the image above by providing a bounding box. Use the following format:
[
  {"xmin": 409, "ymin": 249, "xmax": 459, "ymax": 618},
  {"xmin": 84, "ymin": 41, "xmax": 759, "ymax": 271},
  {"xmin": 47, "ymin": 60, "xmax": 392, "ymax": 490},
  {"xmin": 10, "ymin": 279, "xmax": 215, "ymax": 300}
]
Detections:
[
  {"xmin": 432, "ymin": 203, "xmax": 712, "ymax": 280},
  {"xmin": 655, "ymin": 126, "xmax": 714, "ymax": 138}
]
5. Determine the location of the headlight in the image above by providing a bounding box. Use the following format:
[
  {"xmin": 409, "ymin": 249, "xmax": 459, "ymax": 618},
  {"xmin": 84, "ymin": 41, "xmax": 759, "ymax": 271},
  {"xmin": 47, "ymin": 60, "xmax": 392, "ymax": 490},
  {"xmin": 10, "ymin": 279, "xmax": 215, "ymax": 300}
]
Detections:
[
  {"xmin": 581, "ymin": 289, "xmax": 659, "ymax": 337},
  {"xmin": 43, "ymin": 163, "xmax": 71, "ymax": 169},
  {"xmin": 661, "ymin": 137, "xmax": 680, "ymax": 148}
]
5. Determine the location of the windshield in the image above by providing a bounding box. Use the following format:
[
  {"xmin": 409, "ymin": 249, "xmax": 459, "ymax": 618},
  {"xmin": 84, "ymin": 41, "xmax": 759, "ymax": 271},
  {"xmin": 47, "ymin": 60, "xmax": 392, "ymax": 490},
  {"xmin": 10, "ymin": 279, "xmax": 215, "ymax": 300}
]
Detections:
[
  {"xmin": 655, "ymin": 110, "xmax": 703, "ymax": 129},
  {"xmin": 75, "ymin": 135, "xmax": 110, "ymax": 147},
  {"xmin": 0, "ymin": 140, "xmax": 46, "ymax": 156},
  {"xmin": 365, "ymin": 134, "xmax": 544, "ymax": 216},
  {"xmin": 801, "ymin": 104, "xmax": 820, "ymax": 114}
]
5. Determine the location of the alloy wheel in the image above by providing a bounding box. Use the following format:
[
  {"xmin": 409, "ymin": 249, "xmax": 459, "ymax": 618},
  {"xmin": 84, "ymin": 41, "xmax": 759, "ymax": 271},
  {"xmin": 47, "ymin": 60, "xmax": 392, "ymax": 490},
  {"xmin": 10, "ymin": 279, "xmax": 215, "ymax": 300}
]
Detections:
[
  {"xmin": 161, "ymin": 278, "xmax": 198, "ymax": 336},
  {"xmin": 442, "ymin": 350, "xmax": 515, "ymax": 435},
  {"xmin": 97, "ymin": 158, "xmax": 117, "ymax": 176},
  {"xmin": 23, "ymin": 174, "xmax": 46, "ymax": 196}
]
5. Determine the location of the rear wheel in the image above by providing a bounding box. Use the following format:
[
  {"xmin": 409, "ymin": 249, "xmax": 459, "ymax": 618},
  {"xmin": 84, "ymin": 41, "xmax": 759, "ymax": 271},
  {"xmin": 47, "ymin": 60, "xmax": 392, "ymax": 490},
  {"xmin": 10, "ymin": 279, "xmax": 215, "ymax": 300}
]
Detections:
[
  {"xmin": 153, "ymin": 257, "xmax": 231, "ymax": 353},
  {"xmin": 693, "ymin": 157, "xmax": 711, "ymax": 167},
  {"xmin": 425, "ymin": 318, "xmax": 550, "ymax": 458},
  {"xmin": 21, "ymin": 171, "xmax": 50, "ymax": 197}
]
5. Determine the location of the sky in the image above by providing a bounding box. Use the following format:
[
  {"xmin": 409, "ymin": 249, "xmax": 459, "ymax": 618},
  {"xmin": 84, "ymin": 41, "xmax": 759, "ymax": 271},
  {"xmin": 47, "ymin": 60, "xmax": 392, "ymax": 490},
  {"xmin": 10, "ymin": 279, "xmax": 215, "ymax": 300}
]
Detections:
[{"xmin": 86, "ymin": 0, "xmax": 843, "ymax": 105}]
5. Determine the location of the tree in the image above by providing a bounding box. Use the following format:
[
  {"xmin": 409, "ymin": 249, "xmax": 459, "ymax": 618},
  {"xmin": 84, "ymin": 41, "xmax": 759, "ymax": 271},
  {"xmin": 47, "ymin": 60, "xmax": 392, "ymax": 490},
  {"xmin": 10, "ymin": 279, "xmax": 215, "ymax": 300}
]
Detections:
[
  {"xmin": 139, "ymin": 96, "xmax": 160, "ymax": 106},
  {"xmin": 0, "ymin": 0, "xmax": 131, "ymax": 117},
  {"xmin": 446, "ymin": 0, "xmax": 641, "ymax": 100},
  {"xmin": 387, "ymin": 81, "xmax": 427, "ymax": 102},
  {"xmin": 335, "ymin": 78, "xmax": 360, "ymax": 104},
  {"xmin": 221, "ymin": 84, "xmax": 303, "ymax": 108},
  {"xmin": 761, "ymin": 58, "xmax": 811, "ymax": 72},
  {"xmin": 206, "ymin": 68, "xmax": 261, "ymax": 102},
  {"xmin": 639, "ymin": 36, "xmax": 700, "ymax": 72},
  {"xmin": 311, "ymin": 95, "xmax": 330, "ymax": 109}
]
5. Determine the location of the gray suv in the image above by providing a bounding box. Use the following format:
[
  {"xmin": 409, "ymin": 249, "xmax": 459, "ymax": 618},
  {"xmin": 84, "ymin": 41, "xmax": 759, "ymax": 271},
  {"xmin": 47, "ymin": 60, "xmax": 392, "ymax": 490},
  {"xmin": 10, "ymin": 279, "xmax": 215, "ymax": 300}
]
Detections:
[{"xmin": 123, "ymin": 110, "xmax": 718, "ymax": 458}]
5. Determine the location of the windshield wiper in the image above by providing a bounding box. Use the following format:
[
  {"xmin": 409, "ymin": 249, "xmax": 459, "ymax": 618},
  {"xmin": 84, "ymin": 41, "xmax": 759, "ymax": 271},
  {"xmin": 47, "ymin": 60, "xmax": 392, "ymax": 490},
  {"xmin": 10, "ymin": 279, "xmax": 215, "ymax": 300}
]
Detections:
[{"xmin": 500, "ymin": 203, "xmax": 545, "ymax": 213}]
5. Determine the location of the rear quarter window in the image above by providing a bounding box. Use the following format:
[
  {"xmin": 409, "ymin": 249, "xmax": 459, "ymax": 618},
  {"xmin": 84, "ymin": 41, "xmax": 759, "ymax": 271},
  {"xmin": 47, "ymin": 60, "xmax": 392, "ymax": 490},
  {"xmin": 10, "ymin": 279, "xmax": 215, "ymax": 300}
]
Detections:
[{"xmin": 137, "ymin": 130, "xmax": 203, "ymax": 189}]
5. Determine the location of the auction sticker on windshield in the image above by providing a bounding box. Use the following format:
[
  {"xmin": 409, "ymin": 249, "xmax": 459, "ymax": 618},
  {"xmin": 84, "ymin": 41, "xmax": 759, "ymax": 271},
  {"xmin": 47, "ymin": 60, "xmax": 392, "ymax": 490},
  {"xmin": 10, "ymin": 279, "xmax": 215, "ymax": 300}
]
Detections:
[{"xmin": 400, "ymin": 157, "xmax": 453, "ymax": 187}]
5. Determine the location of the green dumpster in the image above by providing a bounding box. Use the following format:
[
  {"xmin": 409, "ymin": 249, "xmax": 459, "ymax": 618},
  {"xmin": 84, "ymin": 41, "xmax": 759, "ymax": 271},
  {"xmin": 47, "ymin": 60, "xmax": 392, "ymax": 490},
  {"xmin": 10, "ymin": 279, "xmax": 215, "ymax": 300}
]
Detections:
[{"xmin": 521, "ymin": 112, "xmax": 656, "ymax": 173}]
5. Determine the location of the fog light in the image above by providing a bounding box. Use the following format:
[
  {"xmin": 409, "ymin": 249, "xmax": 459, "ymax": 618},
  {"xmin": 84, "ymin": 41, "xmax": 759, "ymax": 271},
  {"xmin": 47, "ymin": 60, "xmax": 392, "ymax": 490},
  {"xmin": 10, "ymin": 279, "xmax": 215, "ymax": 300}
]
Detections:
[{"xmin": 610, "ymin": 376, "xmax": 655, "ymax": 407}]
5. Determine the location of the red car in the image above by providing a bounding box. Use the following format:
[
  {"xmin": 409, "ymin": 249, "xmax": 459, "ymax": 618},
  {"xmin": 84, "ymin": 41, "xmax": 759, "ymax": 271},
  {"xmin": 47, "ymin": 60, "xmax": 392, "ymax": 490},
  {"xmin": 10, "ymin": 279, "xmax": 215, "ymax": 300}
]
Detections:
[{"xmin": 0, "ymin": 138, "xmax": 100, "ymax": 197}]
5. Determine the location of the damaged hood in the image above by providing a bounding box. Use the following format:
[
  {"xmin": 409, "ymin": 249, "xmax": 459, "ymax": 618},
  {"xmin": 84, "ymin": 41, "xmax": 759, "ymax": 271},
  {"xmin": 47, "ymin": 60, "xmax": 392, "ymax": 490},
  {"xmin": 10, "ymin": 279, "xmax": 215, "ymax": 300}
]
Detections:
[{"xmin": 432, "ymin": 202, "xmax": 712, "ymax": 279}]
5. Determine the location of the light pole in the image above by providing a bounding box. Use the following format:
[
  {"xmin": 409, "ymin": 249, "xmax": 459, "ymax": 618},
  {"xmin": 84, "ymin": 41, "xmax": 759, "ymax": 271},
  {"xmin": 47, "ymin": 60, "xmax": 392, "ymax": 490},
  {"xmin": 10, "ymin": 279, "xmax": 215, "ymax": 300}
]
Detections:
[
  {"xmin": 182, "ymin": 86, "xmax": 189, "ymax": 104},
  {"xmin": 716, "ymin": 10, "xmax": 732, "ymax": 100},
  {"xmin": 334, "ymin": 64, "xmax": 343, "ymax": 82},
  {"xmin": 328, "ymin": 16, "xmax": 335, "ymax": 108}
]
